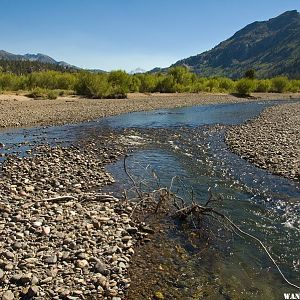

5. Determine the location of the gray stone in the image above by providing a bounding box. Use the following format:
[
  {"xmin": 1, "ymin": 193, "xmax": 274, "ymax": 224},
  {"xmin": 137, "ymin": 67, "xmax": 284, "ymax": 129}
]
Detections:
[
  {"xmin": 27, "ymin": 286, "xmax": 39, "ymax": 298},
  {"xmin": 44, "ymin": 255, "xmax": 57, "ymax": 264},
  {"xmin": 0, "ymin": 269, "xmax": 4, "ymax": 280},
  {"xmin": 11, "ymin": 273, "xmax": 22, "ymax": 283},
  {"xmin": 76, "ymin": 259, "xmax": 89, "ymax": 269},
  {"xmin": 2, "ymin": 290, "xmax": 14, "ymax": 300},
  {"xmin": 3, "ymin": 251, "xmax": 14, "ymax": 260},
  {"xmin": 12, "ymin": 242, "xmax": 23, "ymax": 250},
  {"xmin": 94, "ymin": 261, "xmax": 109, "ymax": 275},
  {"xmin": 118, "ymin": 262, "xmax": 126, "ymax": 269},
  {"xmin": 31, "ymin": 275, "xmax": 39, "ymax": 285},
  {"xmin": 4, "ymin": 264, "xmax": 14, "ymax": 271},
  {"xmin": 20, "ymin": 273, "xmax": 32, "ymax": 284}
]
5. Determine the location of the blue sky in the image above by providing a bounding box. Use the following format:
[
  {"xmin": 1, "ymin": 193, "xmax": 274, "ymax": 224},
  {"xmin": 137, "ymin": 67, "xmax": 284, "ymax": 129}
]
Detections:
[{"xmin": 1, "ymin": 0, "xmax": 300, "ymax": 71}]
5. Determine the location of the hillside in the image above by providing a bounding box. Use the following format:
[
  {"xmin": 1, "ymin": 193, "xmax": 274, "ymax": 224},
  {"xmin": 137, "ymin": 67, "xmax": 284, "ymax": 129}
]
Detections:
[
  {"xmin": 159, "ymin": 10, "xmax": 300, "ymax": 78},
  {"xmin": 0, "ymin": 50, "xmax": 74, "ymax": 66}
]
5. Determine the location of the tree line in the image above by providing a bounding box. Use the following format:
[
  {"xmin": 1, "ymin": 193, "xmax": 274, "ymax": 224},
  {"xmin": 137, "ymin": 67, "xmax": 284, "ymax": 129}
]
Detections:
[
  {"xmin": 0, "ymin": 59, "xmax": 70, "ymax": 75},
  {"xmin": 0, "ymin": 66, "xmax": 299, "ymax": 99}
]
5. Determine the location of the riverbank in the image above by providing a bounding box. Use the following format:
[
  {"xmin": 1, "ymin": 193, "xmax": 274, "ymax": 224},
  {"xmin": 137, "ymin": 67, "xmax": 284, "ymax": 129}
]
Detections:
[
  {"xmin": 1, "ymin": 94, "xmax": 300, "ymax": 299},
  {"xmin": 0, "ymin": 92, "xmax": 299, "ymax": 128},
  {"xmin": 0, "ymin": 131, "xmax": 153, "ymax": 299},
  {"xmin": 225, "ymin": 102, "xmax": 300, "ymax": 182}
]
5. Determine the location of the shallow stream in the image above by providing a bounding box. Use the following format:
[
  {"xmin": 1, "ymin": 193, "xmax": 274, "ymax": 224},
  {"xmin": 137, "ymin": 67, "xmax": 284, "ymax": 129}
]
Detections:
[{"xmin": 1, "ymin": 100, "xmax": 299, "ymax": 299}]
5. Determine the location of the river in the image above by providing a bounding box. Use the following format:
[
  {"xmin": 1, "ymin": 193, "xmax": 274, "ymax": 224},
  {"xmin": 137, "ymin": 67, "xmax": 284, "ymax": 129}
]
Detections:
[{"xmin": 0, "ymin": 100, "xmax": 299, "ymax": 299}]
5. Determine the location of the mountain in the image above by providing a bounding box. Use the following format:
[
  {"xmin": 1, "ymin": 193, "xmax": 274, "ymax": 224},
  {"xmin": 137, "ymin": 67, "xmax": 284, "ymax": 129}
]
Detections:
[
  {"xmin": 0, "ymin": 50, "xmax": 78, "ymax": 70},
  {"xmin": 155, "ymin": 10, "xmax": 300, "ymax": 78},
  {"xmin": 129, "ymin": 68, "xmax": 146, "ymax": 74}
]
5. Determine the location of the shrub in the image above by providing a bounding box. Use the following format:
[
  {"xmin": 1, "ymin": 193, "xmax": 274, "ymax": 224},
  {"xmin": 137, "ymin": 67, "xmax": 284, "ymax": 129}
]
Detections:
[
  {"xmin": 235, "ymin": 78, "xmax": 257, "ymax": 95},
  {"xmin": 255, "ymin": 79, "xmax": 271, "ymax": 92},
  {"xmin": 27, "ymin": 87, "xmax": 58, "ymax": 99},
  {"xmin": 136, "ymin": 74, "xmax": 157, "ymax": 93},
  {"xmin": 108, "ymin": 70, "xmax": 130, "ymax": 98},
  {"xmin": 287, "ymin": 80, "xmax": 300, "ymax": 92},
  {"xmin": 205, "ymin": 79, "xmax": 220, "ymax": 92},
  {"xmin": 156, "ymin": 75, "xmax": 176, "ymax": 93},
  {"xmin": 74, "ymin": 72, "xmax": 111, "ymax": 98},
  {"xmin": 191, "ymin": 82, "xmax": 205, "ymax": 93},
  {"xmin": 271, "ymin": 76, "xmax": 289, "ymax": 93},
  {"xmin": 129, "ymin": 76, "xmax": 141, "ymax": 92},
  {"xmin": 46, "ymin": 90, "xmax": 59, "ymax": 99},
  {"xmin": 218, "ymin": 77, "xmax": 235, "ymax": 93},
  {"xmin": 168, "ymin": 66, "xmax": 193, "ymax": 86}
]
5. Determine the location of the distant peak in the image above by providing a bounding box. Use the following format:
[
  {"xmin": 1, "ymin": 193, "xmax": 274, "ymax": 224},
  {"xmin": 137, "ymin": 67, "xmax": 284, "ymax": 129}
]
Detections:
[{"xmin": 275, "ymin": 10, "xmax": 299, "ymax": 19}]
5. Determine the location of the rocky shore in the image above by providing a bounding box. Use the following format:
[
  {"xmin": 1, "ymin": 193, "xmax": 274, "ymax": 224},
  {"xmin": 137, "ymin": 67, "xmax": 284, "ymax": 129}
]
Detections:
[
  {"xmin": 225, "ymin": 102, "xmax": 300, "ymax": 182},
  {"xmin": 0, "ymin": 134, "xmax": 152, "ymax": 299},
  {"xmin": 0, "ymin": 92, "xmax": 299, "ymax": 128}
]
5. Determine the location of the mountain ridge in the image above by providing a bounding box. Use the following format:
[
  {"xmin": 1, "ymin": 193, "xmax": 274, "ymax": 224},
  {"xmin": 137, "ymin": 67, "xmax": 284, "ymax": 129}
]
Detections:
[
  {"xmin": 0, "ymin": 50, "xmax": 78, "ymax": 70},
  {"xmin": 152, "ymin": 10, "xmax": 300, "ymax": 78}
]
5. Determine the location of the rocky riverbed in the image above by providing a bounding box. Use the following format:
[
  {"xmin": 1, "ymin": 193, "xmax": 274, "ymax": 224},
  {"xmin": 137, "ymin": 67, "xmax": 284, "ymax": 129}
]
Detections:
[
  {"xmin": 0, "ymin": 92, "xmax": 299, "ymax": 128},
  {"xmin": 0, "ymin": 133, "xmax": 153, "ymax": 300},
  {"xmin": 225, "ymin": 102, "xmax": 300, "ymax": 182}
]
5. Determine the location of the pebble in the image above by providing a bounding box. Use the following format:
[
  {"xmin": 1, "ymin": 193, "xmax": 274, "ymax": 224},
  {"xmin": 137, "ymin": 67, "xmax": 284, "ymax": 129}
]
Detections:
[
  {"xmin": 0, "ymin": 269, "xmax": 4, "ymax": 280},
  {"xmin": 94, "ymin": 261, "xmax": 109, "ymax": 275},
  {"xmin": 76, "ymin": 260, "xmax": 89, "ymax": 269},
  {"xmin": 44, "ymin": 255, "xmax": 57, "ymax": 264},
  {"xmin": 3, "ymin": 251, "xmax": 14, "ymax": 260},
  {"xmin": 4, "ymin": 264, "xmax": 14, "ymax": 271},
  {"xmin": 42, "ymin": 226, "xmax": 51, "ymax": 235},
  {"xmin": 27, "ymin": 286, "xmax": 39, "ymax": 297},
  {"xmin": 2, "ymin": 290, "xmax": 14, "ymax": 300}
]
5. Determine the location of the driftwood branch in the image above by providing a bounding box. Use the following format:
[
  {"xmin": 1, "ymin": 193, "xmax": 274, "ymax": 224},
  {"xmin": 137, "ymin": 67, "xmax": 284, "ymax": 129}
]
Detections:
[{"xmin": 38, "ymin": 195, "xmax": 77, "ymax": 202}]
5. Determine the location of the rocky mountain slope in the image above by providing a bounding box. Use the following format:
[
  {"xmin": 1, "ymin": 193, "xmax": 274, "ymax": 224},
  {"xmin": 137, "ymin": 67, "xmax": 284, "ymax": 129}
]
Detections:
[{"xmin": 155, "ymin": 10, "xmax": 300, "ymax": 78}]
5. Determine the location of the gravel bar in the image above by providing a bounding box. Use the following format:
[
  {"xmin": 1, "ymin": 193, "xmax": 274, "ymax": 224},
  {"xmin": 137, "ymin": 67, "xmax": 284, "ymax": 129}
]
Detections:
[
  {"xmin": 1, "ymin": 92, "xmax": 299, "ymax": 128},
  {"xmin": 0, "ymin": 134, "xmax": 152, "ymax": 299},
  {"xmin": 225, "ymin": 102, "xmax": 300, "ymax": 182}
]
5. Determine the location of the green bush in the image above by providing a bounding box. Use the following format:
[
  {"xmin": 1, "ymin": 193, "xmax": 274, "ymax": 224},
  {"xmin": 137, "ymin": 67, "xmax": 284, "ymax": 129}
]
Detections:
[
  {"xmin": 75, "ymin": 72, "xmax": 111, "ymax": 98},
  {"xmin": 218, "ymin": 77, "xmax": 235, "ymax": 92},
  {"xmin": 137, "ymin": 74, "xmax": 158, "ymax": 93},
  {"xmin": 46, "ymin": 90, "xmax": 59, "ymax": 100},
  {"xmin": 156, "ymin": 75, "xmax": 176, "ymax": 93},
  {"xmin": 287, "ymin": 80, "xmax": 300, "ymax": 92},
  {"xmin": 108, "ymin": 70, "xmax": 130, "ymax": 98},
  {"xmin": 129, "ymin": 76, "xmax": 141, "ymax": 92},
  {"xmin": 255, "ymin": 79, "xmax": 271, "ymax": 92},
  {"xmin": 205, "ymin": 79, "xmax": 220, "ymax": 92},
  {"xmin": 27, "ymin": 87, "xmax": 58, "ymax": 99},
  {"xmin": 235, "ymin": 78, "xmax": 257, "ymax": 95},
  {"xmin": 271, "ymin": 76, "xmax": 289, "ymax": 93},
  {"xmin": 168, "ymin": 66, "xmax": 193, "ymax": 86}
]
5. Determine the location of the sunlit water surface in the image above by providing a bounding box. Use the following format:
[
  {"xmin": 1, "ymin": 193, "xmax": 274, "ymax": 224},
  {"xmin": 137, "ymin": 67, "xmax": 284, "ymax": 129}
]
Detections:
[{"xmin": 1, "ymin": 100, "xmax": 299, "ymax": 299}]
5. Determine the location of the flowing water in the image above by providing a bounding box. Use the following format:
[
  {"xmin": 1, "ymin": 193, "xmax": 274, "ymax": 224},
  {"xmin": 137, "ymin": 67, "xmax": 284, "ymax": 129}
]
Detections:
[{"xmin": 0, "ymin": 100, "xmax": 299, "ymax": 299}]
